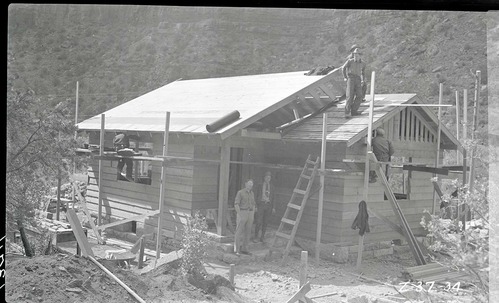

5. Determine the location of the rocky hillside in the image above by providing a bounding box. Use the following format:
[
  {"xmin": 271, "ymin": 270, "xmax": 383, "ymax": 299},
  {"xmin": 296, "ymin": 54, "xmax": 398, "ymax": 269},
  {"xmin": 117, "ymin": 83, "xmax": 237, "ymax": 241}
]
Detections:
[{"xmin": 7, "ymin": 5, "xmax": 488, "ymax": 135}]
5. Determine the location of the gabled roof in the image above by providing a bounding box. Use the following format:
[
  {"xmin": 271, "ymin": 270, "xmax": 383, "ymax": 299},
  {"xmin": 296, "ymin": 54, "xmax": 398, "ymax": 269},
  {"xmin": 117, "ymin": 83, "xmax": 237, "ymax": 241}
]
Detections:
[
  {"xmin": 77, "ymin": 69, "xmax": 345, "ymax": 139},
  {"xmin": 282, "ymin": 94, "xmax": 462, "ymax": 151}
]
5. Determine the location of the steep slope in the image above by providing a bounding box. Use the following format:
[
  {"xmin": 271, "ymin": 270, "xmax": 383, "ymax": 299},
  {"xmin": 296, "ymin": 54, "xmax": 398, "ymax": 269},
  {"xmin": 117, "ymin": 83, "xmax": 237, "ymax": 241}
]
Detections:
[{"xmin": 7, "ymin": 6, "xmax": 488, "ymax": 133}]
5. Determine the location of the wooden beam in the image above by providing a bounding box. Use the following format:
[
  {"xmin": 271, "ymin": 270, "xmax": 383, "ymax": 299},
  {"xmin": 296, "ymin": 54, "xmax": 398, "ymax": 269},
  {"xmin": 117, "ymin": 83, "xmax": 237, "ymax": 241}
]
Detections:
[
  {"xmin": 455, "ymin": 91, "xmax": 461, "ymax": 163},
  {"xmin": 469, "ymin": 70, "xmax": 481, "ymax": 193},
  {"xmin": 285, "ymin": 281, "xmax": 313, "ymax": 303},
  {"xmin": 98, "ymin": 114, "xmax": 105, "ymax": 226},
  {"xmin": 88, "ymin": 256, "xmax": 146, "ymax": 303},
  {"xmin": 66, "ymin": 208, "xmax": 94, "ymax": 257},
  {"xmin": 217, "ymin": 141, "xmax": 230, "ymax": 236},
  {"xmin": 299, "ymin": 251, "xmax": 308, "ymax": 303},
  {"xmin": 95, "ymin": 154, "xmax": 165, "ymax": 162},
  {"xmin": 315, "ymin": 113, "xmax": 327, "ymax": 265},
  {"xmin": 402, "ymin": 165, "xmax": 449, "ymax": 175},
  {"xmin": 72, "ymin": 182, "xmax": 103, "ymax": 244},
  {"xmin": 97, "ymin": 210, "xmax": 160, "ymax": 231},
  {"xmin": 155, "ymin": 112, "xmax": 170, "ymax": 265},
  {"xmin": 432, "ymin": 180, "xmax": 444, "ymax": 200},
  {"xmin": 373, "ymin": 104, "xmax": 452, "ymax": 107},
  {"xmin": 240, "ymin": 129, "xmax": 282, "ymax": 140},
  {"xmin": 370, "ymin": 152, "xmax": 426, "ymax": 265},
  {"xmin": 358, "ymin": 71, "xmax": 376, "ymax": 270}
]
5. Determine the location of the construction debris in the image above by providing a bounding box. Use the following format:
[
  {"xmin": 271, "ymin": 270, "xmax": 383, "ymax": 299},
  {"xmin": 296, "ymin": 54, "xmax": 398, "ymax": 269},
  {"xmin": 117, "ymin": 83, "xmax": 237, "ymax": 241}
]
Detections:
[{"xmin": 402, "ymin": 262, "xmax": 469, "ymax": 283}]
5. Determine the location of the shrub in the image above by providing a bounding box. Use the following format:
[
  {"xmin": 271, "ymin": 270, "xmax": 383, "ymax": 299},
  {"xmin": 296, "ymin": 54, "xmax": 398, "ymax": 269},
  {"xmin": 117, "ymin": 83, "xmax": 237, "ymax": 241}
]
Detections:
[
  {"xmin": 180, "ymin": 211, "xmax": 209, "ymax": 276},
  {"xmin": 421, "ymin": 178, "xmax": 489, "ymax": 302}
]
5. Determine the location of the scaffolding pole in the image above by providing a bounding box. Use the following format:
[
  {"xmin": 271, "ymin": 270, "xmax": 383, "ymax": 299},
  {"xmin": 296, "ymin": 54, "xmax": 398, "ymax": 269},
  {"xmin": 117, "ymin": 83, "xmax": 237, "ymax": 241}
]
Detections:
[
  {"xmin": 432, "ymin": 83, "xmax": 443, "ymax": 216},
  {"xmin": 72, "ymin": 81, "xmax": 79, "ymax": 203},
  {"xmin": 155, "ymin": 112, "xmax": 170, "ymax": 266},
  {"xmin": 469, "ymin": 70, "xmax": 481, "ymax": 193},
  {"xmin": 315, "ymin": 113, "xmax": 327, "ymax": 265},
  {"xmin": 358, "ymin": 71, "xmax": 376, "ymax": 270},
  {"xmin": 98, "ymin": 114, "xmax": 105, "ymax": 226}
]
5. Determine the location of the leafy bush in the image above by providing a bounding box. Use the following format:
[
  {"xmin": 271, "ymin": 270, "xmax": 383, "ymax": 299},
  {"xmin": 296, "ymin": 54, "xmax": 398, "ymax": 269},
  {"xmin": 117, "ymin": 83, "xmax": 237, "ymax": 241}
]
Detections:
[
  {"xmin": 421, "ymin": 178, "xmax": 489, "ymax": 302},
  {"xmin": 180, "ymin": 211, "xmax": 209, "ymax": 276}
]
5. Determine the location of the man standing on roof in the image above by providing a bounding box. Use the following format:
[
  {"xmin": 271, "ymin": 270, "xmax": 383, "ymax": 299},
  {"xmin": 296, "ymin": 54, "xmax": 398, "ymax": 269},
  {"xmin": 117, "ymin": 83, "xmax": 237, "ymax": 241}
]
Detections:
[
  {"xmin": 342, "ymin": 47, "xmax": 366, "ymax": 118},
  {"xmin": 234, "ymin": 179, "xmax": 256, "ymax": 255},
  {"xmin": 253, "ymin": 171, "xmax": 275, "ymax": 242},
  {"xmin": 347, "ymin": 45, "xmax": 368, "ymax": 101},
  {"xmin": 369, "ymin": 128, "xmax": 394, "ymax": 183}
]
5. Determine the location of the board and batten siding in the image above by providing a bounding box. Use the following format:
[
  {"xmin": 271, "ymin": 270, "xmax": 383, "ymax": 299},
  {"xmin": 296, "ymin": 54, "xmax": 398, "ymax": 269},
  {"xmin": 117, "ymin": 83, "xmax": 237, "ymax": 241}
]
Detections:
[{"xmin": 85, "ymin": 132, "xmax": 196, "ymax": 238}]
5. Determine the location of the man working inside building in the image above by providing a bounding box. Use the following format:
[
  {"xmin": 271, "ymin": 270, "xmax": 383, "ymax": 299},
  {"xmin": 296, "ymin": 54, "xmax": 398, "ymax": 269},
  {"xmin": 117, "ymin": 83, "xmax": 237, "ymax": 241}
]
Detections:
[
  {"xmin": 342, "ymin": 47, "xmax": 366, "ymax": 118},
  {"xmin": 369, "ymin": 128, "xmax": 394, "ymax": 183},
  {"xmin": 113, "ymin": 132, "xmax": 140, "ymax": 182}
]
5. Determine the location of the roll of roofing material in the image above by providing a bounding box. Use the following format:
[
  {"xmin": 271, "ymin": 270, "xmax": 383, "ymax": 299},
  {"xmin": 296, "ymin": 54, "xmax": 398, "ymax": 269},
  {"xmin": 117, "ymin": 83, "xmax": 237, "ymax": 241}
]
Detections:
[{"xmin": 206, "ymin": 110, "xmax": 240, "ymax": 133}]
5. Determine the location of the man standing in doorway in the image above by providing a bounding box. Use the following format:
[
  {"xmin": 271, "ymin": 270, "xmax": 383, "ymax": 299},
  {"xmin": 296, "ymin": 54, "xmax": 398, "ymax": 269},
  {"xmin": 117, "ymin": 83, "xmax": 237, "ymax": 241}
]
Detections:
[
  {"xmin": 254, "ymin": 171, "xmax": 275, "ymax": 242},
  {"xmin": 342, "ymin": 47, "xmax": 366, "ymax": 118},
  {"xmin": 234, "ymin": 179, "xmax": 256, "ymax": 255}
]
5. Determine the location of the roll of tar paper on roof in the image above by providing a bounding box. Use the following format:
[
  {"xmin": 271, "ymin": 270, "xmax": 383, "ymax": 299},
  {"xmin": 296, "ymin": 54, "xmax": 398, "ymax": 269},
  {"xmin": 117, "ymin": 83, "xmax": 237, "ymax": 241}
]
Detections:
[{"xmin": 206, "ymin": 110, "xmax": 240, "ymax": 133}]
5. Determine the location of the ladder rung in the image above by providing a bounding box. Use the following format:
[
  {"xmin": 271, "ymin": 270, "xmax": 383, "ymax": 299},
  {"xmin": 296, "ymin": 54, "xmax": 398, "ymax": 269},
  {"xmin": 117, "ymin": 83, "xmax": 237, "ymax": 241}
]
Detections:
[
  {"xmin": 306, "ymin": 159, "xmax": 316, "ymax": 165},
  {"xmin": 300, "ymin": 174, "xmax": 312, "ymax": 180},
  {"xmin": 288, "ymin": 203, "xmax": 302, "ymax": 210},
  {"xmin": 275, "ymin": 231, "xmax": 291, "ymax": 240},
  {"xmin": 293, "ymin": 189, "xmax": 307, "ymax": 195},
  {"xmin": 281, "ymin": 218, "xmax": 296, "ymax": 226}
]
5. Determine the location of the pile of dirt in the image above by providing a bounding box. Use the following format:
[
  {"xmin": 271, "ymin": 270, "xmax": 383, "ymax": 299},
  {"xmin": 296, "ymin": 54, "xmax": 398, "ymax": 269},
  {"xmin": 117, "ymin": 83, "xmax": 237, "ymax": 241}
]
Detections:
[
  {"xmin": 5, "ymin": 253, "xmax": 239, "ymax": 303},
  {"xmin": 6, "ymin": 243, "xmax": 479, "ymax": 303}
]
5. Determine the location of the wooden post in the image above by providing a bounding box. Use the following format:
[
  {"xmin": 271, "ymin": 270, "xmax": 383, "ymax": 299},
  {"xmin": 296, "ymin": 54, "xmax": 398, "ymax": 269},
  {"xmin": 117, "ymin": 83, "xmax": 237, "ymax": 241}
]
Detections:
[
  {"xmin": 462, "ymin": 89, "xmax": 468, "ymax": 185},
  {"xmin": 56, "ymin": 131, "xmax": 62, "ymax": 220},
  {"xmin": 299, "ymin": 251, "xmax": 308, "ymax": 303},
  {"xmin": 358, "ymin": 71, "xmax": 375, "ymax": 270},
  {"xmin": 315, "ymin": 113, "xmax": 327, "ymax": 265},
  {"xmin": 98, "ymin": 114, "xmax": 105, "ymax": 226},
  {"xmin": 217, "ymin": 141, "xmax": 230, "ymax": 236},
  {"xmin": 469, "ymin": 71, "xmax": 481, "ymax": 193},
  {"xmin": 155, "ymin": 112, "xmax": 170, "ymax": 265},
  {"xmin": 455, "ymin": 90, "xmax": 460, "ymax": 164},
  {"xmin": 138, "ymin": 237, "xmax": 145, "ymax": 269},
  {"xmin": 432, "ymin": 84, "xmax": 443, "ymax": 216},
  {"xmin": 56, "ymin": 169, "xmax": 61, "ymax": 221},
  {"xmin": 229, "ymin": 264, "xmax": 235, "ymax": 286},
  {"xmin": 72, "ymin": 81, "xmax": 79, "ymax": 203}
]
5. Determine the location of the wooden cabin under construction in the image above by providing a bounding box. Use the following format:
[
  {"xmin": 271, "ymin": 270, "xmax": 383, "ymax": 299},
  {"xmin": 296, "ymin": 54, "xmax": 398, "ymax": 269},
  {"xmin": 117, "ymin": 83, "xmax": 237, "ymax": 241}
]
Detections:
[{"xmin": 77, "ymin": 69, "xmax": 462, "ymax": 249}]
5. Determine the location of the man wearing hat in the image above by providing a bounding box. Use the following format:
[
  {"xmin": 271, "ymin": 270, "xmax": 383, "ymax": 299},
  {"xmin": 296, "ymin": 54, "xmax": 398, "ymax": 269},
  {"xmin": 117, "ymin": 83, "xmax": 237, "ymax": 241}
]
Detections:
[
  {"xmin": 342, "ymin": 47, "xmax": 367, "ymax": 118},
  {"xmin": 253, "ymin": 171, "xmax": 275, "ymax": 242}
]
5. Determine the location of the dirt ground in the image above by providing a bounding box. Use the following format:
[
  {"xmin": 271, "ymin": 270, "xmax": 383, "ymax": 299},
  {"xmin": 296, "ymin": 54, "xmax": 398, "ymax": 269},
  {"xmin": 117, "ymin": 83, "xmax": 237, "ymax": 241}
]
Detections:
[{"xmin": 5, "ymin": 238, "xmax": 478, "ymax": 303}]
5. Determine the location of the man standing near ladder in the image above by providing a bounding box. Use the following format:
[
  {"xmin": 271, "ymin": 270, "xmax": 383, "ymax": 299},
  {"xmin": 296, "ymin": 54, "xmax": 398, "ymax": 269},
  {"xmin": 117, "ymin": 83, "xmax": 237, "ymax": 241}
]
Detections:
[
  {"xmin": 234, "ymin": 179, "xmax": 256, "ymax": 255},
  {"xmin": 342, "ymin": 47, "xmax": 366, "ymax": 118},
  {"xmin": 253, "ymin": 171, "xmax": 275, "ymax": 242}
]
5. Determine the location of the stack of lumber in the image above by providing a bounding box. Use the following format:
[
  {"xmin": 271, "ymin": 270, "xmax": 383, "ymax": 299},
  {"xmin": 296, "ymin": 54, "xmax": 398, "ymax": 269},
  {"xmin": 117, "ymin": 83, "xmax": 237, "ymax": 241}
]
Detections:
[{"xmin": 402, "ymin": 262, "xmax": 469, "ymax": 283}]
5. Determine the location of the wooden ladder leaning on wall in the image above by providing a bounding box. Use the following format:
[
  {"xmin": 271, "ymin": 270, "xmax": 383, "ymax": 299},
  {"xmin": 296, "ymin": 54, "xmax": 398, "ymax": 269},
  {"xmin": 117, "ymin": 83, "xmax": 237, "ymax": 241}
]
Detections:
[{"xmin": 269, "ymin": 154, "xmax": 320, "ymax": 261}]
